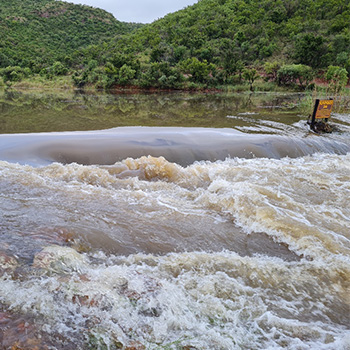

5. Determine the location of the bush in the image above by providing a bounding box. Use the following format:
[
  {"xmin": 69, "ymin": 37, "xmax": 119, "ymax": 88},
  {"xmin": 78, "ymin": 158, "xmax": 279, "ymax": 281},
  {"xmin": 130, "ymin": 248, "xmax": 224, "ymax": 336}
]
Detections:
[
  {"xmin": 88, "ymin": 66, "xmax": 109, "ymax": 88},
  {"xmin": 242, "ymin": 68, "xmax": 259, "ymax": 91},
  {"xmin": 0, "ymin": 66, "xmax": 31, "ymax": 82},
  {"xmin": 0, "ymin": 53, "xmax": 14, "ymax": 68},
  {"xmin": 52, "ymin": 61, "xmax": 68, "ymax": 76},
  {"xmin": 335, "ymin": 52, "xmax": 350, "ymax": 74},
  {"xmin": 72, "ymin": 69, "xmax": 89, "ymax": 88},
  {"xmin": 277, "ymin": 64, "xmax": 313, "ymax": 89},
  {"xmin": 41, "ymin": 61, "xmax": 68, "ymax": 79},
  {"xmin": 180, "ymin": 57, "xmax": 216, "ymax": 84},
  {"xmin": 264, "ymin": 61, "xmax": 282, "ymax": 82},
  {"xmin": 294, "ymin": 34, "xmax": 327, "ymax": 68},
  {"xmin": 325, "ymin": 65, "xmax": 348, "ymax": 94},
  {"xmin": 117, "ymin": 64, "xmax": 136, "ymax": 86},
  {"xmin": 140, "ymin": 62, "xmax": 183, "ymax": 89}
]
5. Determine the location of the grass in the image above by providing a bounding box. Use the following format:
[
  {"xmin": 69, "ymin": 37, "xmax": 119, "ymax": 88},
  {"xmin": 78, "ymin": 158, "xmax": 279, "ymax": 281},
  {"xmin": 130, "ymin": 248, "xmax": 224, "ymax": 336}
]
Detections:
[
  {"xmin": 222, "ymin": 79, "xmax": 305, "ymax": 93},
  {"xmin": 6, "ymin": 75, "xmax": 75, "ymax": 91},
  {"xmin": 308, "ymin": 85, "xmax": 350, "ymax": 113}
]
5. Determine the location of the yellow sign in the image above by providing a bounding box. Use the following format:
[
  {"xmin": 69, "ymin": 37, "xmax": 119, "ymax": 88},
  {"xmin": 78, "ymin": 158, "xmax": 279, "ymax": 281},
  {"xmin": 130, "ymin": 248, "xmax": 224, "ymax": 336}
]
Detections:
[{"xmin": 315, "ymin": 99, "xmax": 333, "ymax": 119}]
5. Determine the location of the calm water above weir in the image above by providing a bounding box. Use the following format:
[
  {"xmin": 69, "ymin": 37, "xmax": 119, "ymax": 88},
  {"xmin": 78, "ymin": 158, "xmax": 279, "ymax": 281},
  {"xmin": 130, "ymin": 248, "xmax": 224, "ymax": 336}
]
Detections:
[
  {"xmin": 0, "ymin": 90, "xmax": 350, "ymax": 349},
  {"xmin": 0, "ymin": 90, "xmax": 306, "ymax": 133}
]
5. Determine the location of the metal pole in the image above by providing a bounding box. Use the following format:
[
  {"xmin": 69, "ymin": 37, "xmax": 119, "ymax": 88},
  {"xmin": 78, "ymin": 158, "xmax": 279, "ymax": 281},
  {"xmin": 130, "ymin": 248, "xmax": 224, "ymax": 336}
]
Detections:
[{"xmin": 310, "ymin": 99, "xmax": 320, "ymax": 131}]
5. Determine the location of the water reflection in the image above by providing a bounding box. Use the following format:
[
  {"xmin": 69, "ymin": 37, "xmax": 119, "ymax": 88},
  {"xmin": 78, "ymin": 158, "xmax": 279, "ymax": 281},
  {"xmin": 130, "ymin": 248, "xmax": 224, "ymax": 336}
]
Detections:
[{"xmin": 0, "ymin": 89, "xmax": 306, "ymax": 134}]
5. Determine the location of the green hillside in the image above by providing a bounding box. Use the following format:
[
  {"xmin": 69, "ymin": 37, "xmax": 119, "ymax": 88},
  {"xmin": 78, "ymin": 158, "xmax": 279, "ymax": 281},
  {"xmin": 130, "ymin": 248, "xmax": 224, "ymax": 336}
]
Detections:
[
  {"xmin": 132, "ymin": 0, "xmax": 350, "ymax": 69},
  {"xmin": 0, "ymin": 0, "xmax": 349, "ymax": 90},
  {"xmin": 70, "ymin": 0, "xmax": 350, "ymax": 90},
  {"xmin": 0, "ymin": 0, "xmax": 140, "ymax": 71}
]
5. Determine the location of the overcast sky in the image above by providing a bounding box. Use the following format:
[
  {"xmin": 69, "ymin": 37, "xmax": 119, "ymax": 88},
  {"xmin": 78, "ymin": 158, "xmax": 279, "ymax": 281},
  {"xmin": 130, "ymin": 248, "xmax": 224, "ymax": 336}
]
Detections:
[{"xmin": 63, "ymin": 0, "xmax": 198, "ymax": 23}]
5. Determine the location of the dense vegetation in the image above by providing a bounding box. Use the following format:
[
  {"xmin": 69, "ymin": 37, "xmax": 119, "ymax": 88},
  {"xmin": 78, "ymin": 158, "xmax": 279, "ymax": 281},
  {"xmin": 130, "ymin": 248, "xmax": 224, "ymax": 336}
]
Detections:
[
  {"xmin": 0, "ymin": 0, "xmax": 140, "ymax": 72},
  {"xmin": 1, "ymin": 0, "xmax": 349, "ymax": 91}
]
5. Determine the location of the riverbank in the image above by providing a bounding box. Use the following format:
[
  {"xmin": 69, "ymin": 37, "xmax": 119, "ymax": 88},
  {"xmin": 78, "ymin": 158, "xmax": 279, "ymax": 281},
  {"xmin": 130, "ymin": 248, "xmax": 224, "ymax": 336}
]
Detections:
[{"xmin": 0, "ymin": 74, "xmax": 319, "ymax": 94}]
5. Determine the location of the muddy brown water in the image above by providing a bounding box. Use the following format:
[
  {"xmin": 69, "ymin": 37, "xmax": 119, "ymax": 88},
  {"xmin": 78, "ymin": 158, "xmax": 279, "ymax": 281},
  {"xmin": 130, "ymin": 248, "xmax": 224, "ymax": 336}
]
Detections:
[{"xmin": 1, "ymin": 90, "xmax": 350, "ymax": 349}]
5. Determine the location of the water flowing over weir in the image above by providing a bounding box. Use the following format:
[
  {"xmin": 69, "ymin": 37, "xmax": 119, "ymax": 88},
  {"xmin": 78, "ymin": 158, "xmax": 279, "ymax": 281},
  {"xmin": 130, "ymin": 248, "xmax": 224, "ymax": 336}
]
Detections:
[
  {"xmin": 0, "ymin": 126, "xmax": 349, "ymax": 166},
  {"xmin": 1, "ymin": 96, "xmax": 350, "ymax": 349}
]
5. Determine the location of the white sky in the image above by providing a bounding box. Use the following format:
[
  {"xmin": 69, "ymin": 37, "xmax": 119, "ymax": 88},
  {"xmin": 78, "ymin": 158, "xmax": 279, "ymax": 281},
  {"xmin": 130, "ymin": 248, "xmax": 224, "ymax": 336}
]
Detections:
[{"xmin": 63, "ymin": 0, "xmax": 198, "ymax": 23}]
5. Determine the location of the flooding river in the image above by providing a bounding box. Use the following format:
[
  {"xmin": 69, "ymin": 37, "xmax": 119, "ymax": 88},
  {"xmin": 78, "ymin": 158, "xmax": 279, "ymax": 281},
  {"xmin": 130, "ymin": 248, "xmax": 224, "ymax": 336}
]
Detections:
[{"xmin": 0, "ymin": 90, "xmax": 349, "ymax": 349}]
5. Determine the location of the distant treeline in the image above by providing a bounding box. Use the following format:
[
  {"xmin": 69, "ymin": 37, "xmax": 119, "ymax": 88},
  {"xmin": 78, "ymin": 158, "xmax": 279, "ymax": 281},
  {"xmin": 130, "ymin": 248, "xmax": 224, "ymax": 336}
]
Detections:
[{"xmin": 0, "ymin": 0, "xmax": 349, "ymax": 91}]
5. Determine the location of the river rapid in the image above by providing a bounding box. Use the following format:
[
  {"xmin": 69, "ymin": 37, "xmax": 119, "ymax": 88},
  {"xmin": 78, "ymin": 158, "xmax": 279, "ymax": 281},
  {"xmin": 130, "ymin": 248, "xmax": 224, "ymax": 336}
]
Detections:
[{"xmin": 0, "ymin": 92, "xmax": 349, "ymax": 349}]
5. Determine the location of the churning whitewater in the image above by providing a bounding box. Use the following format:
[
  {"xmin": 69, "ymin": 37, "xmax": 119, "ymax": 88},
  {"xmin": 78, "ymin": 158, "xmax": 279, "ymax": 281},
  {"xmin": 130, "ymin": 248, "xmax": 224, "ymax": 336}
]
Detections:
[
  {"xmin": 1, "ymin": 148, "xmax": 350, "ymax": 349},
  {"xmin": 1, "ymin": 91, "xmax": 350, "ymax": 349}
]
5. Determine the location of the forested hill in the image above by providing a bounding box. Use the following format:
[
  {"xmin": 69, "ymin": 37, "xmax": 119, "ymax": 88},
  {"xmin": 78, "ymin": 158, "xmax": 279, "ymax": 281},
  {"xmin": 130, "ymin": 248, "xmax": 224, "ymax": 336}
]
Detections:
[
  {"xmin": 71, "ymin": 0, "xmax": 350, "ymax": 89},
  {"xmin": 0, "ymin": 0, "xmax": 141, "ymax": 70},
  {"xmin": 130, "ymin": 0, "xmax": 349, "ymax": 69},
  {"xmin": 1, "ymin": 0, "xmax": 349, "ymax": 90}
]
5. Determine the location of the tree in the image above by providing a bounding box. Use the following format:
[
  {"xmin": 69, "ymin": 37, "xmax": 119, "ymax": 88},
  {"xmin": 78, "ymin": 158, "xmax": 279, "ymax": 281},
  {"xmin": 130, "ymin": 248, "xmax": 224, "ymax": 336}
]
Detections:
[
  {"xmin": 180, "ymin": 57, "xmax": 216, "ymax": 84},
  {"xmin": 117, "ymin": 64, "xmax": 136, "ymax": 86},
  {"xmin": 52, "ymin": 61, "xmax": 68, "ymax": 76},
  {"xmin": 294, "ymin": 34, "xmax": 327, "ymax": 68},
  {"xmin": 277, "ymin": 64, "xmax": 313, "ymax": 89},
  {"xmin": 0, "ymin": 52, "xmax": 13, "ymax": 68},
  {"xmin": 264, "ymin": 61, "xmax": 282, "ymax": 82},
  {"xmin": 0, "ymin": 66, "xmax": 31, "ymax": 83},
  {"xmin": 325, "ymin": 65, "xmax": 348, "ymax": 94},
  {"xmin": 335, "ymin": 52, "xmax": 350, "ymax": 75},
  {"xmin": 72, "ymin": 70, "xmax": 89, "ymax": 88},
  {"xmin": 242, "ymin": 68, "xmax": 259, "ymax": 91}
]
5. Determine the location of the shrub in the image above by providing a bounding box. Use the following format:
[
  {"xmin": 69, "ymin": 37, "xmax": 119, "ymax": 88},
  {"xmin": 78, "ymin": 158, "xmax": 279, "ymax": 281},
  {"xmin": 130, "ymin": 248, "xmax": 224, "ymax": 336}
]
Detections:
[
  {"xmin": 294, "ymin": 34, "xmax": 327, "ymax": 68},
  {"xmin": 335, "ymin": 52, "xmax": 350, "ymax": 75},
  {"xmin": 264, "ymin": 61, "xmax": 282, "ymax": 82},
  {"xmin": 117, "ymin": 64, "xmax": 136, "ymax": 86},
  {"xmin": 40, "ymin": 61, "xmax": 68, "ymax": 79},
  {"xmin": 242, "ymin": 68, "xmax": 259, "ymax": 91},
  {"xmin": 0, "ymin": 66, "xmax": 31, "ymax": 82},
  {"xmin": 277, "ymin": 64, "xmax": 313, "ymax": 89},
  {"xmin": 51, "ymin": 61, "xmax": 68, "ymax": 76},
  {"xmin": 325, "ymin": 65, "xmax": 348, "ymax": 94},
  {"xmin": 72, "ymin": 69, "xmax": 89, "ymax": 88},
  {"xmin": 88, "ymin": 66, "xmax": 109, "ymax": 88},
  {"xmin": 140, "ymin": 62, "xmax": 183, "ymax": 89},
  {"xmin": 180, "ymin": 57, "xmax": 216, "ymax": 84}
]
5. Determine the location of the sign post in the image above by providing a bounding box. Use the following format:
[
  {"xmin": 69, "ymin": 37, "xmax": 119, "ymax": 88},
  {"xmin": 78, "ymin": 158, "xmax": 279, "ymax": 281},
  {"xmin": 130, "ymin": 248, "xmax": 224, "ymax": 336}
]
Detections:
[{"xmin": 310, "ymin": 99, "xmax": 334, "ymax": 131}]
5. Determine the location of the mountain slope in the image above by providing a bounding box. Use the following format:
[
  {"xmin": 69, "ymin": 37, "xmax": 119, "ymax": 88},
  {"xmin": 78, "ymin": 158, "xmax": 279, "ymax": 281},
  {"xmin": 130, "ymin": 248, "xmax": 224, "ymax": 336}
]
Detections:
[
  {"xmin": 122, "ymin": 0, "xmax": 350, "ymax": 69},
  {"xmin": 0, "ymin": 0, "xmax": 140, "ymax": 70},
  {"xmin": 1, "ymin": 0, "xmax": 349, "ymax": 90}
]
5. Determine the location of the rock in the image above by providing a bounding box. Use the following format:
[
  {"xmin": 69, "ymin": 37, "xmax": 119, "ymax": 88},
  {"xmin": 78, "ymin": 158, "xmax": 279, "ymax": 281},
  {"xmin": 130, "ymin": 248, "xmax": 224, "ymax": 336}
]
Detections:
[
  {"xmin": 28, "ymin": 227, "xmax": 90, "ymax": 253},
  {"xmin": 72, "ymin": 294, "xmax": 98, "ymax": 307},
  {"xmin": 0, "ymin": 310, "xmax": 85, "ymax": 349},
  {"xmin": 125, "ymin": 341, "xmax": 146, "ymax": 350},
  {"xmin": 0, "ymin": 312, "xmax": 48, "ymax": 350},
  {"xmin": 312, "ymin": 121, "xmax": 336, "ymax": 133},
  {"xmin": 33, "ymin": 245, "xmax": 87, "ymax": 274},
  {"xmin": 0, "ymin": 251, "xmax": 18, "ymax": 275}
]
